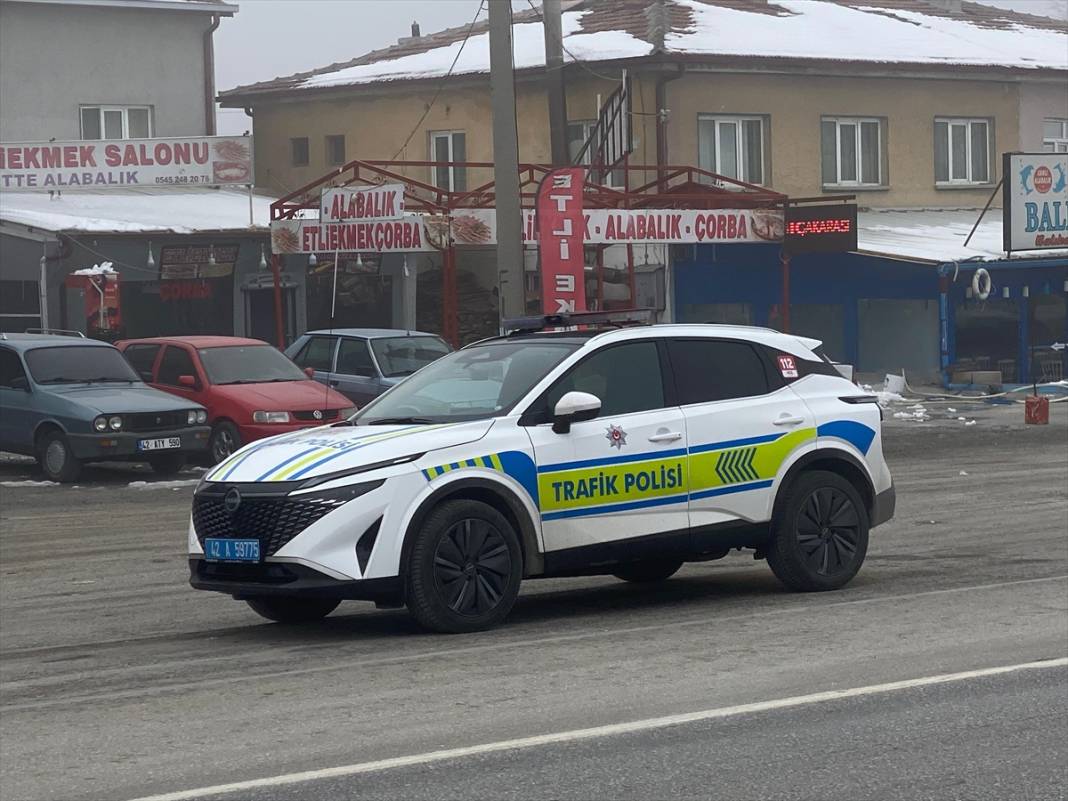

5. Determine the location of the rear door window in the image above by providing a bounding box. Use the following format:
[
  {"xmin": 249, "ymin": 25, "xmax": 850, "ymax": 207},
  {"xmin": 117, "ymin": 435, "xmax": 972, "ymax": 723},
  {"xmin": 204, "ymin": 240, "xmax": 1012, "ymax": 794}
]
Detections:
[
  {"xmin": 667, "ymin": 339, "xmax": 770, "ymax": 404},
  {"xmin": 123, "ymin": 344, "xmax": 161, "ymax": 381},
  {"xmin": 294, "ymin": 336, "xmax": 337, "ymax": 371}
]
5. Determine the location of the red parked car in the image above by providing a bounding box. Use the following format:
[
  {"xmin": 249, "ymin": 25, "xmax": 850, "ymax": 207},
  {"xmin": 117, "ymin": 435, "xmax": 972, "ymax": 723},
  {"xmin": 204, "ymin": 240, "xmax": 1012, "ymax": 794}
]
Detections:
[{"xmin": 115, "ymin": 336, "xmax": 355, "ymax": 463}]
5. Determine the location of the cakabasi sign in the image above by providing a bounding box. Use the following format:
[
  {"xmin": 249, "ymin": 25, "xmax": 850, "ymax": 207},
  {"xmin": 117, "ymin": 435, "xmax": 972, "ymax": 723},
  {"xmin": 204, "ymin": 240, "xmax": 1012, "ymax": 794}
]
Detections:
[{"xmin": 1003, "ymin": 153, "xmax": 1068, "ymax": 252}]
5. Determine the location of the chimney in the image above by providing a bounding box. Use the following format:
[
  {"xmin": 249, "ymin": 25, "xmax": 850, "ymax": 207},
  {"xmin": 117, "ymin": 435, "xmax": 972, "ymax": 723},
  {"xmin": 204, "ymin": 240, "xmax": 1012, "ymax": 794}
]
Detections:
[{"xmin": 411, "ymin": 21, "xmax": 421, "ymax": 38}]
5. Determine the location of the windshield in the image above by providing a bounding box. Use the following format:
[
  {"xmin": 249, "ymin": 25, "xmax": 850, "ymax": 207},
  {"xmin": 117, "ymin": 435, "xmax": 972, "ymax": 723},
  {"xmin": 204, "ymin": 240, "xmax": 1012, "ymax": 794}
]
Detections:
[
  {"xmin": 199, "ymin": 345, "xmax": 307, "ymax": 385},
  {"xmin": 26, "ymin": 345, "xmax": 140, "ymax": 384},
  {"xmin": 355, "ymin": 340, "xmax": 578, "ymax": 424},
  {"xmin": 371, "ymin": 336, "xmax": 451, "ymax": 378}
]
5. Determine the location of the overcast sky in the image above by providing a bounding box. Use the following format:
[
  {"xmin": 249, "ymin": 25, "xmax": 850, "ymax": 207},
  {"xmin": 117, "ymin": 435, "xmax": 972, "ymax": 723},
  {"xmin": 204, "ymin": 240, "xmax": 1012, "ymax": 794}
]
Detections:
[{"xmin": 213, "ymin": 0, "xmax": 1067, "ymax": 135}]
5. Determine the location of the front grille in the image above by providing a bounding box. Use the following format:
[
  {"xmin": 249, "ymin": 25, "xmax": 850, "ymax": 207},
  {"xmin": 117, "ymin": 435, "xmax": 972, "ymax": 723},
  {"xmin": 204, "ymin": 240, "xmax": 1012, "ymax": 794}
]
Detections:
[
  {"xmin": 192, "ymin": 493, "xmax": 346, "ymax": 556},
  {"xmin": 126, "ymin": 410, "xmax": 189, "ymax": 432},
  {"xmin": 292, "ymin": 409, "xmax": 340, "ymax": 422}
]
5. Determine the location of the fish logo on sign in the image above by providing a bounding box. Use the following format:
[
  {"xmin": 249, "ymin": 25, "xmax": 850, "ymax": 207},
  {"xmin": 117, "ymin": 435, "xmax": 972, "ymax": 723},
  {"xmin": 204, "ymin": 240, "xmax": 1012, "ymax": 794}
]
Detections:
[{"xmin": 605, "ymin": 424, "xmax": 627, "ymax": 450}]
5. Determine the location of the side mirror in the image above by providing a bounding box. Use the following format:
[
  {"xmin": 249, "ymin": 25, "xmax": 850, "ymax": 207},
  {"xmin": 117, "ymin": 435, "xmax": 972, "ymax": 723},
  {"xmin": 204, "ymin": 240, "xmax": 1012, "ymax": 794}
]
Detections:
[
  {"xmin": 9, "ymin": 376, "xmax": 29, "ymax": 391},
  {"xmin": 552, "ymin": 391, "xmax": 601, "ymax": 434},
  {"xmin": 178, "ymin": 374, "xmax": 197, "ymax": 388},
  {"xmin": 304, "ymin": 367, "xmax": 315, "ymax": 378}
]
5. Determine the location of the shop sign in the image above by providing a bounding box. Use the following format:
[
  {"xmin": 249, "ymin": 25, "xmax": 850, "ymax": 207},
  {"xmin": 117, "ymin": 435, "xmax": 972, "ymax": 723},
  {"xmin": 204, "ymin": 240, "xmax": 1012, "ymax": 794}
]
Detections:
[
  {"xmin": 0, "ymin": 136, "xmax": 253, "ymax": 190},
  {"xmin": 1003, "ymin": 153, "xmax": 1068, "ymax": 252},
  {"xmin": 160, "ymin": 280, "xmax": 213, "ymax": 301},
  {"xmin": 159, "ymin": 244, "xmax": 238, "ymax": 279},
  {"xmin": 270, "ymin": 216, "xmax": 435, "ymax": 254},
  {"xmin": 447, "ymin": 208, "xmax": 784, "ymax": 246},
  {"xmin": 321, "ymin": 184, "xmax": 405, "ymax": 222},
  {"xmin": 537, "ymin": 167, "xmax": 586, "ymax": 314},
  {"xmin": 783, "ymin": 204, "xmax": 858, "ymax": 255}
]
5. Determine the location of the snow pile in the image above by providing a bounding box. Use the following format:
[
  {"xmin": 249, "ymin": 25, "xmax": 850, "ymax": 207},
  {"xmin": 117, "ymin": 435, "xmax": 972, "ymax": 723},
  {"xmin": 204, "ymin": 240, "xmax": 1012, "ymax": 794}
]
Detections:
[
  {"xmin": 72, "ymin": 262, "xmax": 115, "ymax": 276},
  {"xmin": 0, "ymin": 480, "xmax": 57, "ymax": 487},
  {"xmin": 876, "ymin": 391, "xmax": 905, "ymax": 407},
  {"xmin": 892, "ymin": 403, "xmax": 930, "ymax": 422},
  {"xmin": 127, "ymin": 479, "xmax": 199, "ymax": 490}
]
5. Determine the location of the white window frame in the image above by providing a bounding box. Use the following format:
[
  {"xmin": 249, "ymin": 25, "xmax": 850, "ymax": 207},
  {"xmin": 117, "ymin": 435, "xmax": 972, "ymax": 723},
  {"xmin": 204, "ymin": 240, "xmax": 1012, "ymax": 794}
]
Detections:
[
  {"xmin": 935, "ymin": 117, "xmax": 992, "ymax": 186},
  {"xmin": 429, "ymin": 130, "xmax": 466, "ymax": 192},
  {"xmin": 697, "ymin": 114, "xmax": 766, "ymax": 186},
  {"xmin": 1043, "ymin": 118, "xmax": 1068, "ymax": 153},
  {"xmin": 822, "ymin": 116, "xmax": 883, "ymax": 188},
  {"xmin": 79, "ymin": 105, "xmax": 153, "ymax": 140}
]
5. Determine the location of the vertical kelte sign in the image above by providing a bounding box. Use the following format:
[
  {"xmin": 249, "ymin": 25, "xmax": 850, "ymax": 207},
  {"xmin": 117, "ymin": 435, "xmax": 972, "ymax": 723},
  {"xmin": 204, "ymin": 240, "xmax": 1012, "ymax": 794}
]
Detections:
[{"xmin": 537, "ymin": 167, "xmax": 586, "ymax": 314}]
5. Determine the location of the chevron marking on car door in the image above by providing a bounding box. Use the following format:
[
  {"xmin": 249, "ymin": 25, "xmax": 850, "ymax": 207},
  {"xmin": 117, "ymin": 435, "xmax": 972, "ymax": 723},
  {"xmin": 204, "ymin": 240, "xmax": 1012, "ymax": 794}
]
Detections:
[{"xmin": 714, "ymin": 447, "xmax": 759, "ymax": 484}]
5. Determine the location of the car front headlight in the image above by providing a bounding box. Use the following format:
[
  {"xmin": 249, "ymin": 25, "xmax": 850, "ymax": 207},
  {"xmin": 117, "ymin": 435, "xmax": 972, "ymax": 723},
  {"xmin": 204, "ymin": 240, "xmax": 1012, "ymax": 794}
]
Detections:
[
  {"xmin": 108, "ymin": 415, "xmax": 123, "ymax": 431},
  {"xmin": 187, "ymin": 410, "xmax": 198, "ymax": 425},
  {"xmin": 253, "ymin": 411, "xmax": 290, "ymax": 424},
  {"xmin": 196, "ymin": 410, "xmax": 208, "ymax": 424},
  {"xmin": 93, "ymin": 416, "xmax": 108, "ymax": 432},
  {"xmin": 337, "ymin": 406, "xmax": 357, "ymax": 420}
]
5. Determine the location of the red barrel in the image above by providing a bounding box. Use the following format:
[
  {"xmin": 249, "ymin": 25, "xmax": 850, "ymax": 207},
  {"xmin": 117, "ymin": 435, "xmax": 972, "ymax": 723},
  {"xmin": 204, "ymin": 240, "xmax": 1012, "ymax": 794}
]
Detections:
[{"xmin": 1025, "ymin": 395, "xmax": 1050, "ymax": 425}]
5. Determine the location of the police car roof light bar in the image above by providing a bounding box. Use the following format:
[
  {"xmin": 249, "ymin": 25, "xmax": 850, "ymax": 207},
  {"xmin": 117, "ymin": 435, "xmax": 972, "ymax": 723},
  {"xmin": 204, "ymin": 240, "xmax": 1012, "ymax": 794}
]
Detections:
[{"xmin": 502, "ymin": 308, "xmax": 655, "ymax": 334}]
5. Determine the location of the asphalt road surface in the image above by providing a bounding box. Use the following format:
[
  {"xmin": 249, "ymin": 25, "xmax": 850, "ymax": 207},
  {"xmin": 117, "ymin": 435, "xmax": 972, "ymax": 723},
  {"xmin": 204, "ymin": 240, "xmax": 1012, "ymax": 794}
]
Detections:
[{"xmin": 1, "ymin": 401, "xmax": 1066, "ymax": 801}]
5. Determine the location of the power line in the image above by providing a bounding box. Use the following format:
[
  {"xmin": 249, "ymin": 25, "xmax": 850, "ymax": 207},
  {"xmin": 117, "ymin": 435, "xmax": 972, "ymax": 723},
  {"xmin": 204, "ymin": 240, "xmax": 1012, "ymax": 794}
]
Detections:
[
  {"xmin": 524, "ymin": 0, "xmax": 624, "ymax": 82},
  {"xmin": 389, "ymin": 0, "xmax": 487, "ymax": 161}
]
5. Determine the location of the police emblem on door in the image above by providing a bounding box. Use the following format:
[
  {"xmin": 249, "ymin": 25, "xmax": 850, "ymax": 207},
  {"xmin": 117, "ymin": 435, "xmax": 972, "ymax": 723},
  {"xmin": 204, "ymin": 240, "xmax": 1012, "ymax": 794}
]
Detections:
[{"xmin": 605, "ymin": 424, "xmax": 627, "ymax": 449}]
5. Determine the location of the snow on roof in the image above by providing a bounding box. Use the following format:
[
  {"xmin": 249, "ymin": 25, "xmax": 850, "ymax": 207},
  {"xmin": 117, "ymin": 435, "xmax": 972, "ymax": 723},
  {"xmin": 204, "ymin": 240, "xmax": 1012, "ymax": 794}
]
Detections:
[
  {"xmin": 220, "ymin": 0, "xmax": 1067, "ymax": 100},
  {"xmin": 4, "ymin": 0, "xmax": 238, "ymax": 13},
  {"xmin": 0, "ymin": 188, "xmax": 274, "ymax": 234},
  {"xmin": 857, "ymin": 208, "xmax": 1068, "ymax": 263},
  {"xmin": 71, "ymin": 261, "xmax": 116, "ymax": 275}
]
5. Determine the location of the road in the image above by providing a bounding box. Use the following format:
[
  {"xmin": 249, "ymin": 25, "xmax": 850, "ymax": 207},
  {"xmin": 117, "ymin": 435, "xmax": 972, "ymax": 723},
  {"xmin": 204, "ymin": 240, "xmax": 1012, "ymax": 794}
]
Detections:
[{"xmin": 1, "ymin": 401, "xmax": 1066, "ymax": 801}]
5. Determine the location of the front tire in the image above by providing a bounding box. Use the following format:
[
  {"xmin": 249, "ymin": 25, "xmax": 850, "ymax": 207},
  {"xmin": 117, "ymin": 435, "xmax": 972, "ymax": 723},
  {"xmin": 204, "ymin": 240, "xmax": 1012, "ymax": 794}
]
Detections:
[
  {"xmin": 148, "ymin": 452, "xmax": 185, "ymax": 476},
  {"xmin": 612, "ymin": 559, "xmax": 683, "ymax": 583},
  {"xmin": 246, "ymin": 596, "xmax": 339, "ymax": 623},
  {"xmin": 209, "ymin": 421, "xmax": 241, "ymax": 464},
  {"xmin": 405, "ymin": 500, "xmax": 523, "ymax": 633},
  {"xmin": 37, "ymin": 431, "xmax": 81, "ymax": 483},
  {"xmin": 766, "ymin": 470, "xmax": 869, "ymax": 592}
]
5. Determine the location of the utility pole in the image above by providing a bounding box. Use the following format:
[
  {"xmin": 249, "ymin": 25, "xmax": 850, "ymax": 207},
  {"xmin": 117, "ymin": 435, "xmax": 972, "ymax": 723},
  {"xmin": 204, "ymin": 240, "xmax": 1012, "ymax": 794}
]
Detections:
[
  {"xmin": 542, "ymin": 0, "xmax": 569, "ymax": 166},
  {"xmin": 488, "ymin": 0, "xmax": 526, "ymax": 323}
]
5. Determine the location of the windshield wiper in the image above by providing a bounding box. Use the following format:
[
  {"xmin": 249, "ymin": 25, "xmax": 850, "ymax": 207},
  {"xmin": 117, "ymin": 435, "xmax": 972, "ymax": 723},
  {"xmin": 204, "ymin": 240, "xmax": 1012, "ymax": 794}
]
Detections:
[
  {"xmin": 86, "ymin": 377, "xmax": 136, "ymax": 383},
  {"xmin": 362, "ymin": 416, "xmax": 435, "ymax": 425}
]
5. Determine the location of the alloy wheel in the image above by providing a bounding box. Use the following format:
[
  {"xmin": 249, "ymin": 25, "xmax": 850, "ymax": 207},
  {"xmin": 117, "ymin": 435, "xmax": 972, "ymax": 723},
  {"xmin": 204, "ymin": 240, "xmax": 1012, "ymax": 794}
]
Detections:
[
  {"xmin": 432, "ymin": 518, "xmax": 512, "ymax": 616},
  {"xmin": 796, "ymin": 487, "xmax": 861, "ymax": 577}
]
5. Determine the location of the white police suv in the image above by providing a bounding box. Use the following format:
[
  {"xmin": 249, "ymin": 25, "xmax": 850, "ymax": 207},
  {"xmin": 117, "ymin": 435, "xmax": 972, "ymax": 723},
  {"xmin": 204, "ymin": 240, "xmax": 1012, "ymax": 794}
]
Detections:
[{"xmin": 190, "ymin": 311, "xmax": 894, "ymax": 633}]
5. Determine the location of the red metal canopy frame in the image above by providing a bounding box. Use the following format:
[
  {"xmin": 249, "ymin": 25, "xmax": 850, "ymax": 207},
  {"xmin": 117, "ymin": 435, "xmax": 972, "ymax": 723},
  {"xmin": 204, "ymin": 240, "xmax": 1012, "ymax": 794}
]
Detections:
[{"xmin": 268, "ymin": 159, "xmax": 788, "ymax": 348}]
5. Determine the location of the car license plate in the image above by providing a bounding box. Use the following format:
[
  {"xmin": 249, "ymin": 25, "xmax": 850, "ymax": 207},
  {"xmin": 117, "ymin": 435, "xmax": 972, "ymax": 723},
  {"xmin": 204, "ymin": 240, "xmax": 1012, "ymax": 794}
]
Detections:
[
  {"xmin": 138, "ymin": 437, "xmax": 181, "ymax": 451},
  {"xmin": 204, "ymin": 539, "xmax": 261, "ymax": 562}
]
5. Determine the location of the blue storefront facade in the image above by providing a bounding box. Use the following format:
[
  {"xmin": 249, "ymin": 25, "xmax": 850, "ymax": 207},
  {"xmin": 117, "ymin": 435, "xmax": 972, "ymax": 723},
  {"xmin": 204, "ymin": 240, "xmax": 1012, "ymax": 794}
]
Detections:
[{"xmin": 672, "ymin": 243, "xmax": 1067, "ymax": 386}]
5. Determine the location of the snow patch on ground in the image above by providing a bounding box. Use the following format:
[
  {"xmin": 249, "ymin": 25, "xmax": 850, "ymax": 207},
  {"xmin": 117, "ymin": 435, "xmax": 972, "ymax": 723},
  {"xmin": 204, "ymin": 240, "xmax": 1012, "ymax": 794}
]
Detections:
[{"xmin": 127, "ymin": 479, "xmax": 199, "ymax": 490}]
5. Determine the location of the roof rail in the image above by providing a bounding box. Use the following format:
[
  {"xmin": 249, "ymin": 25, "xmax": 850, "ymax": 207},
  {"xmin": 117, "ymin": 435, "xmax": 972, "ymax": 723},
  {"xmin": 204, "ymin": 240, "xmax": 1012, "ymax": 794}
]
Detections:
[
  {"xmin": 24, "ymin": 328, "xmax": 86, "ymax": 338},
  {"xmin": 502, "ymin": 308, "xmax": 655, "ymax": 335}
]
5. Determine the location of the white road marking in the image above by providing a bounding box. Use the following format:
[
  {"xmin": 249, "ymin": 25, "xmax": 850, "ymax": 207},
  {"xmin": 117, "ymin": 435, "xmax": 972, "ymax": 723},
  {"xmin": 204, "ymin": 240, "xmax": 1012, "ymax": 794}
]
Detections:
[{"xmin": 129, "ymin": 657, "xmax": 1068, "ymax": 801}]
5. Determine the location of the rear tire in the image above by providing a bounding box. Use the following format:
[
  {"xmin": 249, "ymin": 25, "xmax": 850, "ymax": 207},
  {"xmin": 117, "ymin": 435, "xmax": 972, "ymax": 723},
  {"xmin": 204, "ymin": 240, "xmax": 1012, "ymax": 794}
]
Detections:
[
  {"xmin": 405, "ymin": 499, "xmax": 522, "ymax": 633},
  {"xmin": 148, "ymin": 452, "xmax": 185, "ymax": 476},
  {"xmin": 209, "ymin": 421, "xmax": 241, "ymax": 464},
  {"xmin": 245, "ymin": 596, "xmax": 339, "ymax": 623},
  {"xmin": 37, "ymin": 430, "xmax": 81, "ymax": 483},
  {"xmin": 766, "ymin": 470, "xmax": 869, "ymax": 592},
  {"xmin": 612, "ymin": 559, "xmax": 684, "ymax": 583}
]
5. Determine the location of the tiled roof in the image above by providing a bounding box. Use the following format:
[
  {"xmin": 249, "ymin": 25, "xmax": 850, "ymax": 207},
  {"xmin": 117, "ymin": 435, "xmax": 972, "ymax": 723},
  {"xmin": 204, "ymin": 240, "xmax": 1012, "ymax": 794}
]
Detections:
[{"xmin": 219, "ymin": 0, "xmax": 1066, "ymax": 102}]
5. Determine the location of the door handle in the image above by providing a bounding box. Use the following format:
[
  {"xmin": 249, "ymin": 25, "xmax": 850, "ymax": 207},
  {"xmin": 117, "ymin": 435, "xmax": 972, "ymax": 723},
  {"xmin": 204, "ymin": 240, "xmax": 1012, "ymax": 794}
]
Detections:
[
  {"xmin": 648, "ymin": 431, "xmax": 683, "ymax": 443},
  {"xmin": 773, "ymin": 414, "xmax": 805, "ymax": 426}
]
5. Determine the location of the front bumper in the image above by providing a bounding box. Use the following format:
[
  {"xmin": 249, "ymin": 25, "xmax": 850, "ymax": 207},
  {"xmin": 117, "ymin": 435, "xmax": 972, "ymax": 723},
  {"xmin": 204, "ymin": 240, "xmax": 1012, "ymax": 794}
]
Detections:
[
  {"xmin": 189, "ymin": 558, "xmax": 401, "ymax": 602},
  {"xmin": 69, "ymin": 426, "xmax": 210, "ymax": 460},
  {"xmin": 872, "ymin": 482, "xmax": 896, "ymax": 527}
]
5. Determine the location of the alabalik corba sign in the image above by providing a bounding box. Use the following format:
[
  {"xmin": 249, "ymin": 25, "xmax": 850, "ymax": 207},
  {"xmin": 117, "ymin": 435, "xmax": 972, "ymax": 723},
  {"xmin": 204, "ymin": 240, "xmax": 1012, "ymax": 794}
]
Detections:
[
  {"xmin": 0, "ymin": 136, "xmax": 253, "ymax": 189},
  {"xmin": 1003, "ymin": 153, "xmax": 1068, "ymax": 252}
]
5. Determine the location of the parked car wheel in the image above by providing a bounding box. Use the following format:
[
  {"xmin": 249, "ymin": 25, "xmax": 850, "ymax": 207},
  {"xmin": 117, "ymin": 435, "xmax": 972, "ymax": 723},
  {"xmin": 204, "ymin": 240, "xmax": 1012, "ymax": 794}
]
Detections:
[
  {"xmin": 612, "ymin": 559, "xmax": 684, "ymax": 583},
  {"xmin": 766, "ymin": 470, "xmax": 869, "ymax": 592},
  {"xmin": 148, "ymin": 453, "xmax": 185, "ymax": 476},
  {"xmin": 37, "ymin": 430, "xmax": 81, "ymax": 483},
  {"xmin": 209, "ymin": 421, "xmax": 241, "ymax": 464},
  {"xmin": 245, "ymin": 597, "xmax": 340, "ymax": 623},
  {"xmin": 405, "ymin": 500, "xmax": 523, "ymax": 633}
]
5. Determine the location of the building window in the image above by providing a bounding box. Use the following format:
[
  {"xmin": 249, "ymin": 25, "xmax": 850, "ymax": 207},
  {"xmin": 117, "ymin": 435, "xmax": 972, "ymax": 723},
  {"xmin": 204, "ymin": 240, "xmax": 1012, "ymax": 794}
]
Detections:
[
  {"xmin": 698, "ymin": 115, "xmax": 766, "ymax": 185},
  {"xmin": 430, "ymin": 131, "xmax": 466, "ymax": 192},
  {"xmin": 935, "ymin": 118, "xmax": 991, "ymax": 185},
  {"xmin": 0, "ymin": 279, "xmax": 41, "ymax": 332},
  {"xmin": 821, "ymin": 117, "xmax": 883, "ymax": 187},
  {"xmin": 291, "ymin": 137, "xmax": 309, "ymax": 167},
  {"xmin": 80, "ymin": 106, "xmax": 152, "ymax": 140},
  {"xmin": 1044, "ymin": 119, "xmax": 1068, "ymax": 153},
  {"xmin": 325, "ymin": 134, "xmax": 346, "ymax": 166},
  {"xmin": 568, "ymin": 120, "xmax": 624, "ymax": 186}
]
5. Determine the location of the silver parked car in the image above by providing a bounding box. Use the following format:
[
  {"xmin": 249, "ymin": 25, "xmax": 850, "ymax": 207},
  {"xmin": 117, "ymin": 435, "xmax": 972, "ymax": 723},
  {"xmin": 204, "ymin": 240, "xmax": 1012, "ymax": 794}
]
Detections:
[{"xmin": 285, "ymin": 328, "xmax": 451, "ymax": 406}]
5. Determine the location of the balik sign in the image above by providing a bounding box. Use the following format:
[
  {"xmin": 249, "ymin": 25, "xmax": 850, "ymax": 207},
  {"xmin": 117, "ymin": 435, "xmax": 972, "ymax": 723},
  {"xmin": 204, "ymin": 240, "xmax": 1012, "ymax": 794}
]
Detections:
[{"xmin": 1003, "ymin": 153, "xmax": 1068, "ymax": 252}]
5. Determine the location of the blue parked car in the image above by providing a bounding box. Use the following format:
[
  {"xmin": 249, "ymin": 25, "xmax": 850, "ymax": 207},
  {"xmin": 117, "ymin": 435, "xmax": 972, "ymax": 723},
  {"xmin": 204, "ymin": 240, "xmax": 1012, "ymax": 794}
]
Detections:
[{"xmin": 0, "ymin": 333, "xmax": 211, "ymax": 482}]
